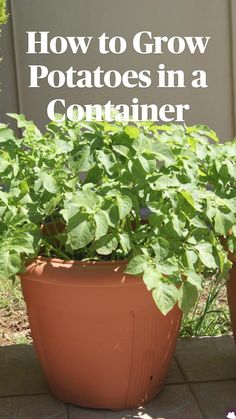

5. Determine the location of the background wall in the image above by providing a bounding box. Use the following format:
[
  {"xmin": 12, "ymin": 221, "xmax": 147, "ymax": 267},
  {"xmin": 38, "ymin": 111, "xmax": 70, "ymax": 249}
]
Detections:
[{"xmin": 0, "ymin": 0, "xmax": 236, "ymax": 140}]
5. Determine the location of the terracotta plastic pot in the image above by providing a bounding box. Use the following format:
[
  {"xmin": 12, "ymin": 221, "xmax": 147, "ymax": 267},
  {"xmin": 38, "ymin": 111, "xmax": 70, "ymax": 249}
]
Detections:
[
  {"xmin": 21, "ymin": 257, "xmax": 182, "ymax": 410},
  {"xmin": 227, "ymin": 258, "xmax": 236, "ymax": 341}
]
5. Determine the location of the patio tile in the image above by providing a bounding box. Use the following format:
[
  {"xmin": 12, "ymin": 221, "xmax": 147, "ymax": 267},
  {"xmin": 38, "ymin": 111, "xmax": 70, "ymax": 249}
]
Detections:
[
  {"xmin": 0, "ymin": 395, "xmax": 67, "ymax": 419},
  {"xmin": 165, "ymin": 358, "xmax": 185, "ymax": 384},
  {"xmin": 175, "ymin": 336, "xmax": 236, "ymax": 382},
  {"xmin": 0, "ymin": 344, "xmax": 48, "ymax": 397},
  {"xmin": 69, "ymin": 384, "xmax": 203, "ymax": 419},
  {"xmin": 191, "ymin": 381, "xmax": 236, "ymax": 419}
]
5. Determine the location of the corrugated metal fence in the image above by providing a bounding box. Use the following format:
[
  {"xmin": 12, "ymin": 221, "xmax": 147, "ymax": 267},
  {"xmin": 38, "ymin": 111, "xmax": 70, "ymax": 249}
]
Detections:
[{"xmin": 0, "ymin": 0, "xmax": 236, "ymax": 140}]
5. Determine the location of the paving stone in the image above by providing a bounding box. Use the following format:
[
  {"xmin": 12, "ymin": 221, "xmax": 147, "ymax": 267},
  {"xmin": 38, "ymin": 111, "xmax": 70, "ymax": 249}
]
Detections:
[
  {"xmin": 69, "ymin": 384, "xmax": 203, "ymax": 419},
  {"xmin": 0, "ymin": 344, "xmax": 48, "ymax": 397},
  {"xmin": 191, "ymin": 381, "xmax": 236, "ymax": 419},
  {"xmin": 175, "ymin": 336, "xmax": 236, "ymax": 382},
  {"xmin": 165, "ymin": 358, "xmax": 185, "ymax": 384},
  {"xmin": 0, "ymin": 395, "xmax": 67, "ymax": 419}
]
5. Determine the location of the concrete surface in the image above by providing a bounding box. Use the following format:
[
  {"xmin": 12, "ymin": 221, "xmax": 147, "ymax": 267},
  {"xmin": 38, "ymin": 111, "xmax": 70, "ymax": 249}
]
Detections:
[{"xmin": 0, "ymin": 336, "xmax": 236, "ymax": 419}]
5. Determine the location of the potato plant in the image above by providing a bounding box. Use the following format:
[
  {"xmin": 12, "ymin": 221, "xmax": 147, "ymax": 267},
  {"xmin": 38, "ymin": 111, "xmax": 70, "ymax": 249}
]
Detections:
[{"xmin": 0, "ymin": 116, "xmax": 235, "ymax": 315}]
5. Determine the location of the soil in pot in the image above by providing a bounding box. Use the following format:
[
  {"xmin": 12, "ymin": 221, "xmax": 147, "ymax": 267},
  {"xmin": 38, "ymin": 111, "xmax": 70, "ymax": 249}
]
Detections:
[{"xmin": 21, "ymin": 257, "xmax": 182, "ymax": 410}]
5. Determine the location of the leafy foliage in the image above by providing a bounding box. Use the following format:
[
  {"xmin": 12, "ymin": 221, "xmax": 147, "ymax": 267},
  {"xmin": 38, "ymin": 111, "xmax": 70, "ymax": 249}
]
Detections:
[
  {"xmin": 0, "ymin": 0, "xmax": 7, "ymax": 27},
  {"xmin": 0, "ymin": 117, "xmax": 235, "ymax": 315},
  {"xmin": 0, "ymin": 0, "xmax": 7, "ymax": 78},
  {"xmin": 181, "ymin": 277, "xmax": 230, "ymax": 337}
]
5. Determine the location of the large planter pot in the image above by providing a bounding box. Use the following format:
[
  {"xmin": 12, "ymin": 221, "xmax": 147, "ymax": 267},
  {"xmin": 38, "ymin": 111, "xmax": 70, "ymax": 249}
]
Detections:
[
  {"xmin": 227, "ymin": 259, "xmax": 236, "ymax": 341},
  {"xmin": 21, "ymin": 257, "xmax": 182, "ymax": 410}
]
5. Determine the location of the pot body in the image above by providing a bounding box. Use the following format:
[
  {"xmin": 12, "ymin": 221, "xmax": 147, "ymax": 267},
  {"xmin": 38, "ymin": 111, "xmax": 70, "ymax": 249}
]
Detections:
[
  {"xmin": 228, "ymin": 262, "xmax": 236, "ymax": 341},
  {"xmin": 21, "ymin": 257, "xmax": 182, "ymax": 410}
]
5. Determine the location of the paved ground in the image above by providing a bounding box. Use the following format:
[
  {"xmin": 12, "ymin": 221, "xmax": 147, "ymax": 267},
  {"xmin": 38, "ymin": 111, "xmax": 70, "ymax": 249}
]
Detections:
[{"xmin": 0, "ymin": 336, "xmax": 236, "ymax": 418}]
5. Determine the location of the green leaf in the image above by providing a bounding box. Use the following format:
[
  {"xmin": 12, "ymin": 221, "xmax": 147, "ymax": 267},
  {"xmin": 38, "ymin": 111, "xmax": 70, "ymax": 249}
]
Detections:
[
  {"xmin": 7, "ymin": 113, "xmax": 28, "ymax": 128},
  {"xmin": 214, "ymin": 209, "xmax": 234, "ymax": 236},
  {"xmin": 187, "ymin": 125, "xmax": 219, "ymax": 142},
  {"xmin": 0, "ymin": 191, "xmax": 8, "ymax": 205},
  {"xmin": 178, "ymin": 282, "xmax": 198, "ymax": 315},
  {"xmin": 10, "ymin": 232, "xmax": 36, "ymax": 255},
  {"xmin": 119, "ymin": 232, "xmax": 131, "ymax": 253},
  {"xmin": 94, "ymin": 210, "xmax": 109, "ymax": 240},
  {"xmin": 132, "ymin": 135, "xmax": 150, "ymax": 154},
  {"xmin": 151, "ymin": 237, "xmax": 169, "ymax": 260},
  {"xmin": 7, "ymin": 114, "xmax": 41, "ymax": 138},
  {"xmin": 151, "ymin": 175, "xmax": 180, "ymax": 190},
  {"xmin": 127, "ymin": 158, "xmax": 146, "ymax": 184},
  {"xmin": 104, "ymin": 203, "xmax": 119, "ymax": 228},
  {"xmin": 112, "ymin": 145, "xmax": 130, "ymax": 158},
  {"xmin": 0, "ymin": 156, "xmax": 10, "ymax": 173},
  {"xmin": 143, "ymin": 267, "xmax": 161, "ymax": 291},
  {"xmin": 0, "ymin": 250, "xmax": 22, "ymax": 280},
  {"xmin": 180, "ymin": 190, "xmax": 195, "ymax": 208},
  {"xmin": 125, "ymin": 255, "xmax": 149, "ymax": 275},
  {"xmin": 151, "ymin": 142, "xmax": 175, "ymax": 165},
  {"xmin": 186, "ymin": 271, "xmax": 203, "ymax": 290},
  {"xmin": 138, "ymin": 155, "xmax": 156, "ymax": 173},
  {"xmin": 67, "ymin": 213, "xmax": 95, "ymax": 249},
  {"xmin": 232, "ymin": 225, "xmax": 236, "ymax": 237},
  {"xmin": 196, "ymin": 143, "xmax": 207, "ymax": 159},
  {"xmin": 195, "ymin": 242, "xmax": 217, "ymax": 269},
  {"xmin": 44, "ymin": 195, "xmax": 62, "ymax": 216},
  {"xmin": 95, "ymin": 234, "xmax": 118, "ymax": 255},
  {"xmin": 226, "ymin": 161, "xmax": 236, "ymax": 179},
  {"xmin": 184, "ymin": 250, "xmax": 198, "ymax": 269},
  {"xmin": 62, "ymin": 191, "xmax": 102, "ymax": 221},
  {"xmin": 75, "ymin": 145, "xmax": 93, "ymax": 171},
  {"xmin": 117, "ymin": 195, "xmax": 132, "ymax": 219},
  {"xmin": 0, "ymin": 206, "xmax": 7, "ymax": 218},
  {"xmin": 55, "ymin": 138, "xmax": 73, "ymax": 154},
  {"xmin": 171, "ymin": 213, "xmax": 185, "ymax": 236},
  {"xmin": 152, "ymin": 281, "xmax": 179, "ymax": 315},
  {"xmin": 40, "ymin": 172, "xmax": 57, "ymax": 194},
  {"xmin": 97, "ymin": 150, "xmax": 116, "ymax": 173},
  {"xmin": 124, "ymin": 125, "xmax": 140, "ymax": 139},
  {"xmin": 0, "ymin": 127, "xmax": 15, "ymax": 143},
  {"xmin": 75, "ymin": 190, "xmax": 102, "ymax": 213}
]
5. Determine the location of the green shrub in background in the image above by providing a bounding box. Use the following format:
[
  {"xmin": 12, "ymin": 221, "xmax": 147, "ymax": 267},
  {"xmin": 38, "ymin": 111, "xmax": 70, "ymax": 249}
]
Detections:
[
  {"xmin": 0, "ymin": 0, "xmax": 7, "ymax": 77},
  {"xmin": 0, "ymin": 0, "xmax": 7, "ymax": 28}
]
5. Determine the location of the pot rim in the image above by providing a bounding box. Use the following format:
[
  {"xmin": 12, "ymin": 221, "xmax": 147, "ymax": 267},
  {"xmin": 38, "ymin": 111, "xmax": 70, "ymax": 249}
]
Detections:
[{"xmin": 31, "ymin": 255, "xmax": 129, "ymax": 267}]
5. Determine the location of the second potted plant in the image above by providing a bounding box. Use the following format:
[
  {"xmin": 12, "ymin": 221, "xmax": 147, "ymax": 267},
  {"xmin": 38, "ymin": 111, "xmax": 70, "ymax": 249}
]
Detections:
[{"xmin": 203, "ymin": 139, "xmax": 236, "ymax": 341}]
